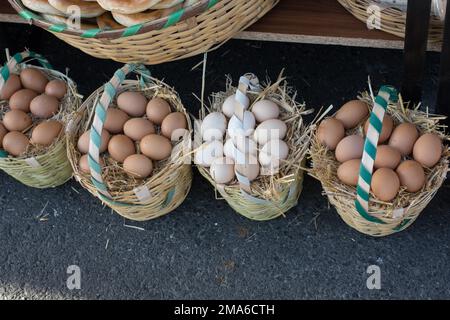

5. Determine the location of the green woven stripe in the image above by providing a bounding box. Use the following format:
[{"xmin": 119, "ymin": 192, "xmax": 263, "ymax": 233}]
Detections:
[
  {"xmin": 369, "ymin": 114, "xmax": 383, "ymax": 133},
  {"xmin": 115, "ymin": 69, "xmax": 126, "ymax": 83},
  {"xmin": 104, "ymin": 82, "xmax": 116, "ymax": 100},
  {"xmin": 380, "ymin": 85, "xmax": 398, "ymax": 103},
  {"xmin": 82, "ymin": 29, "xmax": 102, "ymax": 38},
  {"xmin": 357, "ymin": 188, "xmax": 370, "ymax": 202},
  {"xmin": 49, "ymin": 24, "xmax": 67, "ymax": 33},
  {"xmin": 0, "ymin": 150, "xmax": 8, "ymax": 158},
  {"xmin": 360, "ymin": 164, "xmax": 372, "ymax": 186},
  {"xmin": 88, "ymin": 155, "xmax": 102, "ymax": 175},
  {"xmin": 92, "ymin": 177, "xmax": 108, "ymax": 192},
  {"xmin": 162, "ymin": 188, "xmax": 176, "ymax": 208},
  {"xmin": 29, "ymin": 52, "xmax": 52, "ymax": 69},
  {"xmin": 207, "ymin": 0, "xmax": 219, "ymax": 9},
  {"xmin": 375, "ymin": 95, "xmax": 388, "ymax": 110},
  {"xmin": 19, "ymin": 10, "xmax": 38, "ymax": 20},
  {"xmin": 122, "ymin": 24, "xmax": 143, "ymax": 37},
  {"xmin": 365, "ymin": 139, "xmax": 377, "ymax": 160},
  {"xmin": 95, "ymin": 103, "xmax": 107, "ymax": 123},
  {"xmin": 394, "ymin": 219, "xmax": 411, "ymax": 231},
  {"xmin": 97, "ymin": 192, "xmax": 135, "ymax": 207},
  {"xmin": 90, "ymin": 127, "xmax": 102, "ymax": 150},
  {"xmin": 355, "ymin": 200, "xmax": 384, "ymax": 224},
  {"xmin": 1, "ymin": 66, "xmax": 10, "ymax": 82},
  {"xmin": 164, "ymin": 9, "xmax": 184, "ymax": 28}
]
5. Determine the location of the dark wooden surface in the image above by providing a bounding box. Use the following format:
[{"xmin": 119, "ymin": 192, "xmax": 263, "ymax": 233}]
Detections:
[
  {"xmin": 401, "ymin": 0, "xmax": 432, "ymax": 103},
  {"xmin": 436, "ymin": 1, "xmax": 450, "ymax": 122}
]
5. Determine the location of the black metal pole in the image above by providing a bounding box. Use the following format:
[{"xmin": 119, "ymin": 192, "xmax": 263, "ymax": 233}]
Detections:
[
  {"xmin": 436, "ymin": 0, "xmax": 450, "ymax": 124},
  {"xmin": 401, "ymin": 0, "xmax": 432, "ymax": 104}
]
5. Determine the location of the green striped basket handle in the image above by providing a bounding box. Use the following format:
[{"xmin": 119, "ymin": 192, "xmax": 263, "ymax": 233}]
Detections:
[
  {"xmin": 88, "ymin": 63, "xmax": 152, "ymax": 205},
  {"xmin": 0, "ymin": 50, "xmax": 52, "ymax": 92},
  {"xmin": 9, "ymin": 0, "xmax": 220, "ymax": 39},
  {"xmin": 355, "ymin": 85, "xmax": 399, "ymax": 224}
]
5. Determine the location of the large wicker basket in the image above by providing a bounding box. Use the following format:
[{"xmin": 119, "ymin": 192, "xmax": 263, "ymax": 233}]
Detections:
[
  {"xmin": 66, "ymin": 64, "xmax": 192, "ymax": 221},
  {"xmin": 9, "ymin": 0, "xmax": 278, "ymax": 65},
  {"xmin": 0, "ymin": 50, "xmax": 80, "ymax": 188},
  {"xmin": 196, "ymin": 73, "xmax": 313, "ymax": 221},
  {"xmin": 338, "ymin": 0, "xmax": 444, "ymax": 45},
  {"xmin": 310, "ymin": 86, "xmax": 449, "ymax": 237}
]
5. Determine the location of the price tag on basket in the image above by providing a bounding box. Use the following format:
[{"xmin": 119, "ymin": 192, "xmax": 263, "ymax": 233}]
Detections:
[{"xmin": 355, "ymin": 85, "xmax": 398, "ymax": 223}]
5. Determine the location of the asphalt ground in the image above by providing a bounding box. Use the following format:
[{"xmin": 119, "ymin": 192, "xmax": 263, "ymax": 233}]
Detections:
[{"xmin": 0, "ymin": 23, "xmax": 449, "ymax": 299}]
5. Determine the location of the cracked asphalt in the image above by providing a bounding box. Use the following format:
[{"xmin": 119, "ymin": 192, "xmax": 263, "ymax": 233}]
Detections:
[{"xmin": 0, "ymin": 23, "xmax": 449, "ymax": 300}]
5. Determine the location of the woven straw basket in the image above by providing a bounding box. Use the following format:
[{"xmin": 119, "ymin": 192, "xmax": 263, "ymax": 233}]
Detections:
[
  {"xmin": 337, "ymin": 0, "xmax": 444, "ymax": 44},
  {"xmin": 0, "ymin": 50, "xmax": 80, "ymax": 188},
  {"xmin": 196, "ymin": 73, "xmax": 314, "ymax": 221},
  {"xmin": 66, "ymin": 64, "xmax": 192, "ymax": 221},
  {"xmin": 9, "ymin": 0, "xmax": 278, "ymax": 65},
  {"xmin": 310, "ymin": 86, "xmax": 449, "ymax": 237}
]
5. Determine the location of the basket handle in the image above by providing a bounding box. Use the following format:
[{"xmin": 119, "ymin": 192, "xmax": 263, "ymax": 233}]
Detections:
[
  {"xmin": 87, "ymin": 63, "xmax": 151, "ymax": 200},
  {"xmin": 0, "ymin": 50, "xmax": 52, "ymax": 92},
  {"xmin": 355, "ymin": 85, "xmax": 398, "ymax": 224}
]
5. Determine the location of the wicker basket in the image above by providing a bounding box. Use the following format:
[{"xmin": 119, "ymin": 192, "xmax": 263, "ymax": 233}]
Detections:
[
  {"xmin": 0, "ymin": 50, "xmax": 80, "ymax": 188},
  {"xmin": 196, "ymin": 73, "xmax": 313, "ymax": 221},
  {"xmin": 9, "ymin": 0, "xmax": 278, "ymax": 65},
  {"xmin": 310, "ymin": 86, "xmax": 449, "ymax": 237},
  {"xmin": 337, "ymin": 0, "xmax": 444, "ymax": 44},
  {"xmin": 66, "ymin": 64, "xmax": 192, "ymax": 221}
]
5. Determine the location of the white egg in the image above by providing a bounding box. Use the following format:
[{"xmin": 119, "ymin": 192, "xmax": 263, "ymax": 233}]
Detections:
[
  {"xmin": 259, "ymin": 139, "xmax": 289, "ymax": 170},
  {"xmin": 228, "ymin": 111, "xmax": 256, "ymax": 139},
  {"xmin": 201, "ymin": 112, "xmax": 227, "ymax": 142},
  {"xmin": 232, "ymin": 135, "xmax": 258, "ymax": 156},
  {"xmin": 222, "ymin": 95, "xmax": 236, "ymax": 118},
  {"xmin": 252, "ymin": 99, "xmax": 280, "ymax": 123},
  {"xmin": 254, "ymin": 119, "xmax": 287, "ymax": 145},
  {"xmin": 194, "ymin": 140, "xmax": 224, "ymax": 167},
  {"xmin": 224, "ymin": 139, "xmax": 238, "ymax": 161},
  {"xmin": 210, "ymin": 157, "xmax": 235, "ymax": 184},
  {"xmin": 235, "ymin": 154, "xmax": 260, "ymax": 182}
]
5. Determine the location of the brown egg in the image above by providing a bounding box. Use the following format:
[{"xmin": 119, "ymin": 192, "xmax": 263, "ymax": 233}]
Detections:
[
  {"xmin": 9, "ymin": 89, "xmax": 38, "ymax": 112},
  {"xmin": 371, "ymin": 168, "xmax": 400, "ymax": 202},
  {"xmin": 337, "ymin": 159, "xmax": 361, "ymax": 186},
  {"xmin": 79, "ymin": 154, "xmax": 105, "ymax": 174},
  {"xmin": 3, "ymin": 110, "xmax": 32, "ymax": 131},
  {"xmin": 123, "ymin": 154, "xmax": 153, "ymax": 178},
  {"xmin": 335, "ymin": 134, "xmax": 364, "ymax": 163},
  {"xmin": 123, "ymin": 118, "xmax": 155, "ymax": 141},
  {"xmin": 77, "ymin": 129, "xmax": 110, "ymax": 154},
  {"xmin": 140, "ymin": 134, "xmax": 172, "ymax": 160},
  {"xmin": 20, "ymin": 68, "xmax": 48, "ymax": 93},
  {"xmin": 104, "ymin": 108, "xmax": 129, "ymax": 134},
  {"xmin": 146, "ymin": 97, "xmax": 171, "ymax": 125},
  {"xmin": 30, "ymin": 94, "xmax": 59, "ymax": 118},
  {"xmin": 0, "ymin": 122, "xmax": 8, "ymax": 148},
  {"xmin": 117, "ymin": 91, "xmax": 147, "ymax": 117},
  {"xmin": 161, "ymin": 112, "xmax": 188, "ymax": 140},
  {"xmin": 317, "ymin": 118, "xmax": 345, "ymax": 151},
  {"xmin": 31, "ymin": 120, "xmax": 62, "ymax": 146},
  {"xmin": 108, "ymin": 134, "xmax": 136, "ymax": 163},
  {"xmin": 388, "ymin": 123, "xmax": 419, "ymax": 156},
  {"xmin": 2, "ymin": 131, "xmax": 29, "ymax": 156},
  {"xmin": 364, "ymin": 114, "xmax": 393, "ymax": 144},
  {"xmin": 0, "ymin": 74, "xmax": 22, "ymax": 100},
  {"xmin": 45, "ymin": 80, "xmax": 67, "ymax": 99},
  {"xmin": 335, "ymin": 100, "xmax": 369, "ymax": 129},
  {"xmin": 413, "ymin": 133, "xmax": 442, "ymax": 168},
  {"xmin": 396, "ymin": 160, "xmax": 425, "ymax": 193},
  {"xmin": 374, "ymin": 145, "xmax": 401, "ymax": 169}
]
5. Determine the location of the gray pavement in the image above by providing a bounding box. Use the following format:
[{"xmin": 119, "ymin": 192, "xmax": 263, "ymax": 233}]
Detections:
[{"xmin": 0, "ymin": 23, "xmax": 449, "ymax": 300}]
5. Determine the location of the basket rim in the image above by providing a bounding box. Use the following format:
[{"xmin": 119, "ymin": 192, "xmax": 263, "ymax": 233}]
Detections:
[{"xmin": 8, "ymin": 0, "xmax": 219, "ymax": 39}]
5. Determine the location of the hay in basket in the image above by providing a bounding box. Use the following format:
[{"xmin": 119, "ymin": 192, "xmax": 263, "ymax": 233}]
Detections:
[
  {"xmin": 0, "ymin": 50, "xmax": 81, "ymax": 188},
  {"xmin": 66, "ymin": 64, "xmax": 192, "ymax": 221},
  {"xmin": 195, "ymin": 71, "xmax": 314, "ymax": 221},
  {"xmin": 310, "ymin": 84, "xmax": 449, "ymax": 237}
]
